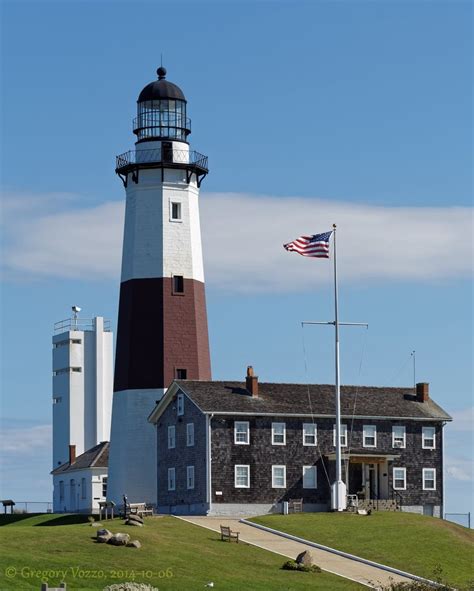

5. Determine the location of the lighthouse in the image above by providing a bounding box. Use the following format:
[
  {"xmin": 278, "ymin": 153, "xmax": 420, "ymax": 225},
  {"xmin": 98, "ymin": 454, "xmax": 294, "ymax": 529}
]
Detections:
[{"xmin": 107, "ymin": 67, "xmax": 212, "ymax": 505}]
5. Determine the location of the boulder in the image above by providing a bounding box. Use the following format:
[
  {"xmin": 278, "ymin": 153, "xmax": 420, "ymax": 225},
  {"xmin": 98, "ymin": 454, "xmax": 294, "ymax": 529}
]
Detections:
[
  {"xmin": 127, "ymin": 513, "xmax": 144, "ymax": 524},
  {"xmin": 126, "ymin": 539, "xmax": 142, "ymax": 548},
  {"xmin": 96, "ymin": 528, "xmax": 113, "ymax": 543},
  {"xmin": 296, "ymin": 550, "xmax": 318, "ymax": 567},
  {"xmin": 91, "ymin": 522, "xmax": 103, "ymax": 527},
  {"xmin": 126, "ymin": 519, "xmax": 143, "ymax": 527},
  {"xmin": 108, "ymin": 532, "xmax": 130, "ymax": 546}
]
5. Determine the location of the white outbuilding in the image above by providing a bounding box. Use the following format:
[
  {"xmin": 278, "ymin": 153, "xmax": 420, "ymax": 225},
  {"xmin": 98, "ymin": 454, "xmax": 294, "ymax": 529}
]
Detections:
[{"xmin": 51, "ymin": 442, "xmax": 109, "ymax": 514}]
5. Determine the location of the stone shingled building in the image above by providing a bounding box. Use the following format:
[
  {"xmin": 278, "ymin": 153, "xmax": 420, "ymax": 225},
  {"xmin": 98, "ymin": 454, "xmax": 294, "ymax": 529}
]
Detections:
[{"xmin": 148, "ymin": 368, "xmax": 451, "ymax": 517}]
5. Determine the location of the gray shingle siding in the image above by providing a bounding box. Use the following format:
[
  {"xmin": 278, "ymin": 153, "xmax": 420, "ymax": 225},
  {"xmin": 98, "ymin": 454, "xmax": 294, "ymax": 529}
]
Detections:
[
  {"xmin": 151, "ymin": 380, "xmax": 449, "ymax": 513},
  {"xmin": 156, "ymin": 393, "xmax": 207, "ymax": 510},
  {"xmin": 210, "ymin": 416, "xmax": 443, "ymax": 507}
]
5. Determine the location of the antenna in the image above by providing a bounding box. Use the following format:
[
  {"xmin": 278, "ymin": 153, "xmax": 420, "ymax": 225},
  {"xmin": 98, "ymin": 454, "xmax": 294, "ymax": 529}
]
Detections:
[
  {"xmin": 411, "ymin": 350, "xmax": 416, "ymax": 390},
  {"xmin": 72, "ymin": 305, "xmax": 81, "ymax": 330},
  {"xmin": 160, "ymin": 53, "xmax": 163, "ymax": 67}
]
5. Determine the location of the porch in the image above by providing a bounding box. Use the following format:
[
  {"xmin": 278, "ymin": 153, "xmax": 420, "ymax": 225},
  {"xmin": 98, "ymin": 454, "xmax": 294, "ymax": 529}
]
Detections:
[{"xmin": 326, "ymin": 452, "xmax": 403, "ymax": 511}]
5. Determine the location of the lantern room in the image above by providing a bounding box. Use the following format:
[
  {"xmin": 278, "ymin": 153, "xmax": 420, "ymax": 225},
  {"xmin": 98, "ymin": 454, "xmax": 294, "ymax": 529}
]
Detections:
[{"xmin": 133, "ymin": 67, "xmax": 191, "ymax": 143}]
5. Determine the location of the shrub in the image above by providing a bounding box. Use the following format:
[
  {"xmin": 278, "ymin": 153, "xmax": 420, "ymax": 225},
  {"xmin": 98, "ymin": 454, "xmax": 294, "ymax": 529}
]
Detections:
[
  {"xmin": 103, "ymin": 584, "xmax": 160, "ymax": 591},
  {"xmin": 281, "ymin": 559, "xmax": 321, "ymax": 573}
]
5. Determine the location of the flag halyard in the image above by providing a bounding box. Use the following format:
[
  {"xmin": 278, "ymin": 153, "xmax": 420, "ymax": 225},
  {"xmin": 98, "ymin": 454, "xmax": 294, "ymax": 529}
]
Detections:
[{"xmin": 283, "ymin": 231, "xmax": 333, "ymax": 258}]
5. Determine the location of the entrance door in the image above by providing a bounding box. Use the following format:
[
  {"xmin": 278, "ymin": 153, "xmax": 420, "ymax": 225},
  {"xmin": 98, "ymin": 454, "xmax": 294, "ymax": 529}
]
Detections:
[
  {"xmin": 162, "ymin": 142, "xmax": 173, "ymax": 163},
  {"xmin": 364, "ymin": 464, "xmax": 379, "ymax": 499},
  {"xmin": 348, "ymin": 463, "xmax": 363, "ymax": 495}
]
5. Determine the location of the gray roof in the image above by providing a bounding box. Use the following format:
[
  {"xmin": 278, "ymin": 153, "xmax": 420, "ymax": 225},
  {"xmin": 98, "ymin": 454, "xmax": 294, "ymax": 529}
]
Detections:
[
  {"xmin": 174, "ymin": 381, "xmax": 452, "ymax": 421},
  {"xmin": 51, "ymin": 441, "xmax": 109, "ymax": 475}
]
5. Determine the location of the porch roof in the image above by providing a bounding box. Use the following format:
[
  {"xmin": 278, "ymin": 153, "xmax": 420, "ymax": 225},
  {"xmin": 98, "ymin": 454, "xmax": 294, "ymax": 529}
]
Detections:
[{"xmin": 326, "ymin": 452, "xmax": 401, "ymax": 462}]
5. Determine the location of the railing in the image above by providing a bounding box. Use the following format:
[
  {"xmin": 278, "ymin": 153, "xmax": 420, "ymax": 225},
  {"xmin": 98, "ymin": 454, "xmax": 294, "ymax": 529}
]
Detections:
[
  {"xmin": 54, "ymin": 318, "xmax": 111, "ymax": 334},
  {"xmin": 390, "ymin": 486, "xmax": 403, "ymax": 507},
  {"xmin": 4, "ymin": 501, "xmax": 53, "ymax": 514},
  {"xmin": 115, "ymin": 148, "xmax": 208, "ymax": 172}
]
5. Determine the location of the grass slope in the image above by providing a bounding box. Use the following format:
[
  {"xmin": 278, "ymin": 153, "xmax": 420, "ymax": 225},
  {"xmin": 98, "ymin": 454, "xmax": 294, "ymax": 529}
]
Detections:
[
  {"xmin": 0, "ymin": 514, "xmax": 363, "ymax": 591},
  {"xmin": 250, "ymin": 512, "xmax": 474, "ymax": 588}
]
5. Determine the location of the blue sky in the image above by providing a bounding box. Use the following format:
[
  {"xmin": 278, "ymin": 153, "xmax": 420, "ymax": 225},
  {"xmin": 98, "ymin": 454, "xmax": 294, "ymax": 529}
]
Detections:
[{"xmin": 1, "ymin": 1, "xmax": 472, "ymax": 518}]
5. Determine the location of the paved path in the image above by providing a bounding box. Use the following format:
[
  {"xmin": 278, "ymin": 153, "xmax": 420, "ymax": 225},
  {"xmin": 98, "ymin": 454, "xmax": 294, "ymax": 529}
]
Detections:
[{"xmin": 179, "ymin": 516, "xmax": 415, "ymax": 589}]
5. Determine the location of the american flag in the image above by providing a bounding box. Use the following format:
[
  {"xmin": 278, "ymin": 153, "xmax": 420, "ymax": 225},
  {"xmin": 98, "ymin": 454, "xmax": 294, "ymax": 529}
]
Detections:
[{"xmin": 283, "ymin": 231, "xmax": 333, "ymax": 258}]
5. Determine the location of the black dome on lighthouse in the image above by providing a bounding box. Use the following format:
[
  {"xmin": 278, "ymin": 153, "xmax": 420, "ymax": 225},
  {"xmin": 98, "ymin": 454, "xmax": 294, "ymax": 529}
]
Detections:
[{"xmin": 138, "ymin": 67, "xmax": 186, "ymax": 102}]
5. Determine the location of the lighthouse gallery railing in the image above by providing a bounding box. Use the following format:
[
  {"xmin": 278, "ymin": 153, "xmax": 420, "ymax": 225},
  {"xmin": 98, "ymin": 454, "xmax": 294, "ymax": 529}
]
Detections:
[{"xmin": 116, "ymin": 149, "xmax": 208, "ymax": 172}]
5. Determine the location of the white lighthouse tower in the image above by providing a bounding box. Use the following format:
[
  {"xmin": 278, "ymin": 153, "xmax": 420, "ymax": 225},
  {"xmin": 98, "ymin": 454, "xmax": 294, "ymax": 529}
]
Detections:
[{"xmin": 107, "ymin": 67, "xmax": 211, "ymax": 505}]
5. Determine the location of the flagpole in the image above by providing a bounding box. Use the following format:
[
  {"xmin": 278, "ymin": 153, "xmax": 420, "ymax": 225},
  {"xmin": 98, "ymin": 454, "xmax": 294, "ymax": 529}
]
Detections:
[{"xmin": 332, "ymin": 223, "xmax": 346, "ymax": 511}]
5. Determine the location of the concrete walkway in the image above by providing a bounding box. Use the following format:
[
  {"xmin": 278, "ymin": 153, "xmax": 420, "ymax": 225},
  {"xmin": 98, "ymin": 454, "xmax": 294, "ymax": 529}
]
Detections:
[{"xmin": 179, "ymin": 515, "xmax": 415, "ymax": 589}]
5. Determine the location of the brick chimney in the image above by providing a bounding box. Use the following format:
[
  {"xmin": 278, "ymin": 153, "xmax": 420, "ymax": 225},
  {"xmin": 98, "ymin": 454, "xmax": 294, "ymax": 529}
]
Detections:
[
  {"xmin": 69, "ymin": 444, "xmax": 76, "ymax": 465},
  {"xmin": 416, "ymin": 382, "xmax": 429, "ymax": 403},
  {"xmin": 246, "ymin": 366, "xmax": 258, "ymax": 398}
]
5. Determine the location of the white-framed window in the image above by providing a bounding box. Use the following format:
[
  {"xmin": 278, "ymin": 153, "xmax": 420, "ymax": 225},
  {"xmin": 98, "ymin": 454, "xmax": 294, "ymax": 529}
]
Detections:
[
  {"xmin": 392, "ymin": 426, "xmax": 406, "ymax": 448},
  {"xmin": 81, "ymin": 477, "xmax": 86, "ymax": 499},
  {"xmin": 102, "ymin": 477, "xmax": 107, "ymax": 498},
  {"xmin": 302, "ymin": 423, "xmax": 317, "ymax": 446},
  {"xmin": 234, "ymin": 421, "xmax": 250, "ymax": 445},
  {"xmin": 187, "ymin": 465, "xmax": 195, "ymax": 490},
  {"xmin": 423, "ymin": 468, "xmax": 436, "ymax": 490},
  {"xmin": 168, "ymin": 467, "xmax": 176, "ymax": 491},
  {"xmin": 363, "ymin": 425, "xmax": 377, "ymax": 448},
  {"xmin": 422, "ymin": 427, "xmax": 436, "ymax": 449},
  {"xmin": 272, "ymin": 422, "xmax": 286, "ymax": 445},
  {"xmin": 234, "ymin": 465, "xmax": 250, "ymax": 488},
  {"xmin": 59, "ymin": 480, "xmax": 64, "ymax": 502},
  {"xmin": 393, "ymin": 467, "xmax": 406, "ymax": 490},
  {"xmin": 170, "ymin": 201, "xmax": 182, "ymax": 221},
  {"xmin": 333, "ymin": 424, "xmax": 348, "ymax": 447},
  {"xmin": 272, "ymin": 465, "xmax": 286, "ymax": 488},
  {"xmin": 168, "ymin": 425, "xmax": 176, "ymax": 449},
  {"xmin": 303, "ymin": 465, "xmax": 317, "ymax": 489},
  {"xmin": 186, "ymin": 423, "xmax": 195, "ymax": 447},
  {"xmin": 177, "ymin": 393, "xmax": 184, "ymax": 416}
]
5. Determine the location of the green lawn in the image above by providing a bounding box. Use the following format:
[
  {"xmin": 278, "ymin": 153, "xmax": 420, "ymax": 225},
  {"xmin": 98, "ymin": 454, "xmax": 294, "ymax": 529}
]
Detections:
[
  {"xmin": 250, "ymin": 512, "xmax": 474, "ymax": 588},
  {"xmin": 0, "ymin": 514, "xmax": 363, "ymax": 591}
]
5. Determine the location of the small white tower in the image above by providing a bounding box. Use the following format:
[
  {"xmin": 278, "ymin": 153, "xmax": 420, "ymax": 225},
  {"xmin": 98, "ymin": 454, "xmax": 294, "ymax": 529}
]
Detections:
[
  {"xmin": 52, "ymin": 308, "xmax": 114, "ymax": 469},
  {"xmin": 107, "ymin": 66, "xmax": 211, "ymax": 505}
]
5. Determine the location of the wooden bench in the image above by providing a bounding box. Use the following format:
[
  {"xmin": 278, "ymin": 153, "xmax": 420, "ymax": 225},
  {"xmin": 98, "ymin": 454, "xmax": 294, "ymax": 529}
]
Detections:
[
  {"xmin": 124, "ymin": 502, "xmax": 153, "ymax": 519},
  {"xmin": 220, "ymin": 525, "xmax": 239, "ymax": 543},
  {"xmin": 288, "ymin": 498, "xmax": 303, "ymax": 513}
]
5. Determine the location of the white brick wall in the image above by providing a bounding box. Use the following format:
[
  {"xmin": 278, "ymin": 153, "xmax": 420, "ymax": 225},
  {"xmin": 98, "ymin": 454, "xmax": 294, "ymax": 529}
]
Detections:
[
  {"xmin": 120, "ymin": 169, "xmax": 204, "ymax": 283},
  {"xmin": 107, "ymin": 388, "xmax": 164, "ymax": 505}
]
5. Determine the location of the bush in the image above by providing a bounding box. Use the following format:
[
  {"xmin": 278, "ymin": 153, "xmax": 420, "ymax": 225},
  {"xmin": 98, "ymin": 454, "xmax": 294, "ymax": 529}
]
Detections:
[
  {"xmin": 282, "ymin": 559, "xmax": 321, "ymax": 573},
  {"xmin": 103, "ymin": 584, "xmax": 160, "ymax": 591},
  {"xmin": 377, "ymin": 565, "xmax": 474, "ymax": 591}
]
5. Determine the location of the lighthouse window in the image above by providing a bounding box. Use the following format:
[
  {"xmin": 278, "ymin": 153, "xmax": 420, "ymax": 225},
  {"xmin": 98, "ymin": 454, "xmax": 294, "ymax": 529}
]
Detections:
[
  {"xmin": 176, "ymin": 368, "xmax": 187, "ymax": 380},
  {"xmin": 173, "ymin": 275, "xmax": 184, "ymax": 294},
  {"xmin": 171, "ymin": 202, "xmax": 182, "ymax": 221}
]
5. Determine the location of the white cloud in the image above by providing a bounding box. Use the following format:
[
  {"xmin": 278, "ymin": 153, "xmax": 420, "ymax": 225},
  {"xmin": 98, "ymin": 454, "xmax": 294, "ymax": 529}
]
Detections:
[
  {"xmin": 444, "ymin": 408, "xmax": 474, "ymax": 483},
  {"xmin": 1, "ymin": 191, "xmax": 472, "ymax": 291},
  {"xmin": 0, "ymin": 424, "xmax": 51, "ymax": 455},
  {"xmin": 446, "ymin": 407, "xmax": 474, "ymax": 433}
]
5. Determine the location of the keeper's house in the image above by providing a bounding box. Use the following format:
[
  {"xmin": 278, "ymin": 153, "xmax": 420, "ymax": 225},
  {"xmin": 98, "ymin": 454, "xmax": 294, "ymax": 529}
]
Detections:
[{"xmin": 148, "ymin": 367, "xmax": 451, "ymax": 517}]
